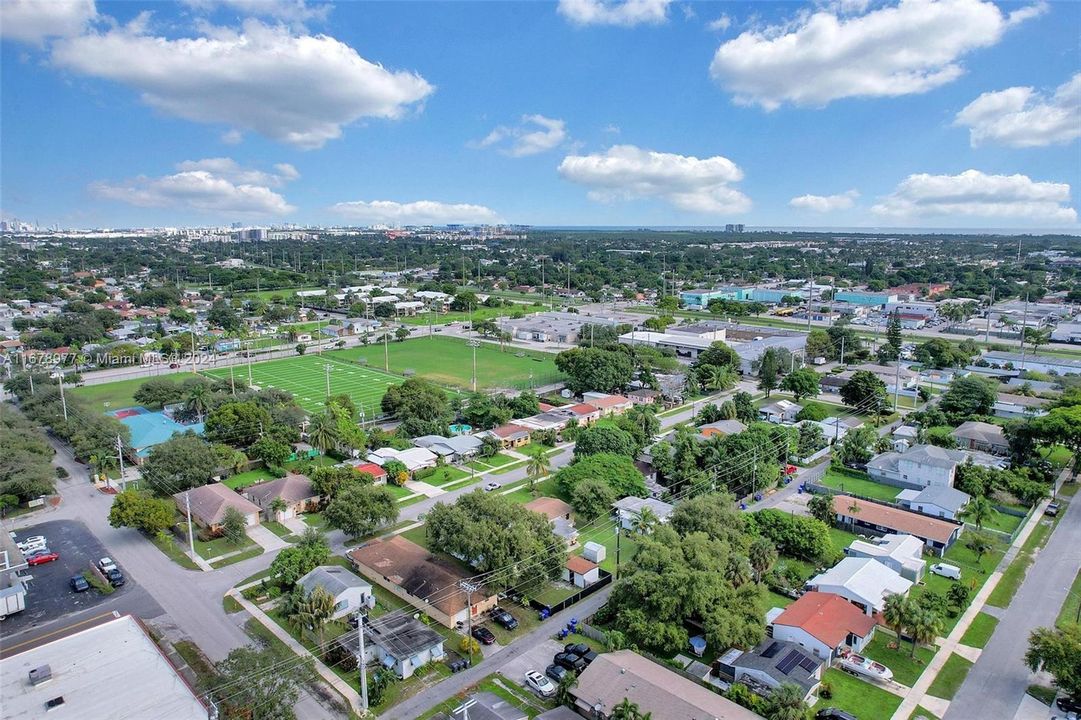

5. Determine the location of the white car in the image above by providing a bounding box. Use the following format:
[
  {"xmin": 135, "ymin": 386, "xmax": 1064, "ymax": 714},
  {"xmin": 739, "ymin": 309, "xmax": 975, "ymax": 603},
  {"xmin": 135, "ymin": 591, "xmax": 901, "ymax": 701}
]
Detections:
[
  {"xmin": 98, "ymin": 557, "xmax": 118, "ymax": 574},
  {"xmin": 17, "ymin": 536, "xmax": 46, "ymax": 552},
  {"xmin": 484, "ymin": 482, "xmax": 501, "ymax": 492},
  {"xmin": 525, "ymin": 670, "xmax": 556, "ymax": 697}
]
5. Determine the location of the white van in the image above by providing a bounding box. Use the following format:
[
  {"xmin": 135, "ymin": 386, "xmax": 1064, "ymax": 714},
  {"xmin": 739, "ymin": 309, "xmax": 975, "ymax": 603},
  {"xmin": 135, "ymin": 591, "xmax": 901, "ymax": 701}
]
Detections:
[{"xmin": 930, "ymin": 563, "xmax": 961, "ymax": 580}]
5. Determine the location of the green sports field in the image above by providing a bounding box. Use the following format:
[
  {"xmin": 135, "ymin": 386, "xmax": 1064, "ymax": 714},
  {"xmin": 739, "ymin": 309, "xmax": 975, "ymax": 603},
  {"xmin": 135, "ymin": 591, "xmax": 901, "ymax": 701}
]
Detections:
[
  {"xmin": 331, "ymin": 336, "xmax": 562, "ymax": 390},
  {"xmin": 204, "ymin": 353, "xmax": 398, "ymax": 415}
]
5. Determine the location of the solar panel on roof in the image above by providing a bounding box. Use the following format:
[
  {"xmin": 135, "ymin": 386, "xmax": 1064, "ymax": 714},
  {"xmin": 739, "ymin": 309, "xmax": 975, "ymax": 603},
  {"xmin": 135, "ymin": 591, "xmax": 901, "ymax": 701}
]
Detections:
[
  {"xmin": 799, "ymin": 656, "xmax": 818, "ymax": 672},
  {"xmin": 762, "ymin": 642, "xmax": 782, "ymax": 658},
  {"xmin": 777, "ymin": 650, "xmax": 802, "ymax": 674}
]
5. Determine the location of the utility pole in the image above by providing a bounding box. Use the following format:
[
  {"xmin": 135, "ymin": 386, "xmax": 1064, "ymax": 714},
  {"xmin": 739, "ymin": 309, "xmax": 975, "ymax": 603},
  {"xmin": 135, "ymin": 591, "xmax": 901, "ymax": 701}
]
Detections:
[
  {"xmin": 229, "ymin": 364, "xmax": 236, "ymax": 396},
  {"xmin": 356, "ymin": 609, "xmax": 369, "ymax": 711},
  {"xmin": 459, "ymin": 580, "xmax": 478, "ymax": 663},
  {"xmin": 325, "ymin": 363, "xmax": 331, "ymax": 398},
  {"xmin": 58, "ymin": 371, "xmax": 68, "ymax": 421},
  {"xmin": 615, "ymin": 525, "xmax": 621, "ymax": 579},
  {"xmin": 839, "ymin": 335, "xmax": 846, "ymax": 366},
  {"xmin": 752, "ymin": 447, "xmax": 758, "ymax": 497},
  {"xmin": 116, "ymin": 435, "xmax": 126, "ymax": 491},
  {"xmin": 185, "ymin": 491, "xmax": 196, "ymax": 561}
]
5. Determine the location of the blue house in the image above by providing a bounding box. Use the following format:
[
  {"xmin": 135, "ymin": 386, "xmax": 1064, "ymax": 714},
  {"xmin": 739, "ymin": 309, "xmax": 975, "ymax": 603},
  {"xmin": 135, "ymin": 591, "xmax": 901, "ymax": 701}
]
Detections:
[{"xmin": 835, "ymin": 291, "xmax": 898, "ymax": 307}]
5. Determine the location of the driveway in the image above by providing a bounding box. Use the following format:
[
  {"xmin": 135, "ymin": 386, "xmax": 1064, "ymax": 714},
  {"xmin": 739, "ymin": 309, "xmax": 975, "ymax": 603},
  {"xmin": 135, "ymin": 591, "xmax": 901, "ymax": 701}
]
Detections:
[
  {"xmin": 2, "ymin": 519, "xmax": 161, "ymax": 646},
  {"xmin": 944, "ymin": 478, "xmax": 1081, "ymax": 720},
  {"xmin": 247, "ymin": 524, "xmax": 288, "ymax": 552},
  {"xmin": 499, "ymin": 638, "xmax": 565, "ymax": 690}
]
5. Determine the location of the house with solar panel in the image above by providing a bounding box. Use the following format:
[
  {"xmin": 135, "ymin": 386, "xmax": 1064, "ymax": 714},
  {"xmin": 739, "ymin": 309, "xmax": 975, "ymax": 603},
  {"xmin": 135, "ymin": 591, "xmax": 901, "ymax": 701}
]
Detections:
[{"xmin": 716, "ymin": 638, "xmax": 824, "ymax": 700}]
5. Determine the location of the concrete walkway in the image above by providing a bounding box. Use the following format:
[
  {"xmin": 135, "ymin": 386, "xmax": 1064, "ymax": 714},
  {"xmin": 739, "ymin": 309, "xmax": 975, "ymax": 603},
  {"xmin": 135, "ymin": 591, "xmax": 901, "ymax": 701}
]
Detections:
[
  {"xmin": 403, "ymin": 480, "xmax": 445, "ymax": 498},
  {"xmin": 229, "ymin": 589, "xmax": 364, "ymax": 716},
  {"xmin": 891, "ymin": 495, "xmax": 1053, "ymax": 719},
  {"xmin": 283, "ymin": 516, "xmax": 309, "ymax": 535}
]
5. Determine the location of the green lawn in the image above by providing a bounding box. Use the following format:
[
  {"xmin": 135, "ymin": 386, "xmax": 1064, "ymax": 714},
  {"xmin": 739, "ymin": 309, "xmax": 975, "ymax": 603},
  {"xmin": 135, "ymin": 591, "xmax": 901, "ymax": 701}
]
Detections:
[
  {"xmin": 827, "ymin": 527, "xmax": 861, "ymax": 556},
  {"xmin": 210, "ymin": 546, "xmax": 264, "ymax": 568},
  {"xmin": 204, "ymin": 352, "xmax": 398, "ymax": 414},
  {"xmin": 263, "ymin": 521, "xmax": 295, "ymax": 540},
  {"xmin": 331, "ymin": 336, "xmax": 562, "ymax": 390},
  {"xmin": 1058, "ymin": 569, "xmax": 1081, "ymax": 627},
  {"xmin": 1041, "ymin": 445, "xmax": 1074, "ymax": 470},
  {"xmin": 223, "ymin": 468, "xmax": 276, "ymax": 490},
  {"xmin": 978, "ymin": 509, "xmax": 1025, "ymax": 535},
  {"xmin": 150, "ymin": 532, "xmax": 200, "ymax": 570},
  {"xmin": 467, "ymin": 453, "xmax": 519, "ymax": 471},
  {"xmin": 813, "ymin": 669, "xmax": 902, "ymax": 720},
  {"xmin": 761, "ymin": 589, "xmax": 796, "ymax": 613},
  {"xmin": 960, "ymin": 612, "xmax": 999, "ymax": 649},
  {"xmin": 400, "ymin": 524, "xmax": 430, "ymax": 550},
  {"xmin": 195, "ymin": 533, "xmax": 256, "ymax": 560},
  {"xmin": 418, "ymin": 465, "xmax": 471, "ymax": 486},
  {"xmin": 986, "ymin": 551, "xmax": 1034, "ymax": 608},
  {"xmin": 1027, "ymin": 684, "xmax": 1058, "ymax": 706},
  {"xmin": 910, "ymin": 539, "xmax": 1005, "ymax": 632},
  {"xmin": 926, "ymin": 653, "xmax": 973, "ymax": 700},
  {"xmin": 862, "ymin": 632, "xmax": 937, "ymax": 687},
  {"xmin": 302, "ymin": 512, "xmax": 328, "ymax": 530},
  {"xmin": 574, "ymin": 522, "xmax": 638, "ymax": 574},
  {"xmin": 819, "ymin": 467, "xmax": 901, "ymax": 502},
  {"xmin": 71, "ymin": 376, "xmax": 150, "ymax": 413},
  {"xmin": 532, "ymin": 583, "xmax": 578, "ymax": 607},
  {"xmin": 910, "ymin": 705, "xmax": 941, "ymax": 720}
]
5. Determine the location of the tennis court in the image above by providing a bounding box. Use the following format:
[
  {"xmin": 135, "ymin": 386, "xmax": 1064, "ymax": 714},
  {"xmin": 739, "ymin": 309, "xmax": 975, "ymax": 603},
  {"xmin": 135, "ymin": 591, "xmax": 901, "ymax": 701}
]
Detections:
[{"xmin": 203, "ymin": 353, "xmax": 398, "ymax": 415}]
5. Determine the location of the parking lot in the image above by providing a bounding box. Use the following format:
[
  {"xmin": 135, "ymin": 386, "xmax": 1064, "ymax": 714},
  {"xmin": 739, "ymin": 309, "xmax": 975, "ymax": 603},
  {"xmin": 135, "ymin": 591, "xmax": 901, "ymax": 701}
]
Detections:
[
  {"xmin": 499, "ymin": 638, "xmax": 565, "ymax": 692},
  {"xmin": 4, "ymin": 520, "xmax": 135, "ymax": 636}
]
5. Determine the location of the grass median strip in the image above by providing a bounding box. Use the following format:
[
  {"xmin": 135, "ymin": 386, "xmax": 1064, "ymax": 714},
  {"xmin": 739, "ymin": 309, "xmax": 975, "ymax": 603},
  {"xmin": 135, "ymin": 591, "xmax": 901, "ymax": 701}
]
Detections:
[
  {"xmin": 926, "ymin": 653, "xmax": 974, "ymax": 700},
  {"xmin": 986, "ymin": 551, "xmax": 1035, "ymax": 608},
  {"xmin": 959, "ymin": 612, "xmax": 999, "ymax": 649}
]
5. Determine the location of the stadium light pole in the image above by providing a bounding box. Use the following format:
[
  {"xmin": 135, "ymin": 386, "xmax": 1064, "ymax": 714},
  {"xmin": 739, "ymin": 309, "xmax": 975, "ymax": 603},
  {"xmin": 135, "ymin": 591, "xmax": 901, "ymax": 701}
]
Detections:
[
  {"xmin": 468, "ymin": 340, "xmax": 480, "ymax": 392},
  {"xmin": 325, "ymin": 362, "xmax": 331, "ymax": 399}
]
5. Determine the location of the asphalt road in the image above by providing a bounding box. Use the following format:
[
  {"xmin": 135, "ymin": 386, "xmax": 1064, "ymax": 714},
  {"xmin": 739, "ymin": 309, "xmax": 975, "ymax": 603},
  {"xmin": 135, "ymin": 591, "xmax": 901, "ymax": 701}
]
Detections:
[{"xmin": 944, "ymin": 478, "xmax": 1081, "ymax": 720}]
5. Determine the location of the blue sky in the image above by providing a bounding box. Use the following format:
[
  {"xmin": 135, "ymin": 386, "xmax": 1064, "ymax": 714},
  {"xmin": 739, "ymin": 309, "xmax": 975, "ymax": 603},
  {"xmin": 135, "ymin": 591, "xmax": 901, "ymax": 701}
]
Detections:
[{"xmin": 1, "ymin": 0, "xmax": 1079, "ymax": 229}]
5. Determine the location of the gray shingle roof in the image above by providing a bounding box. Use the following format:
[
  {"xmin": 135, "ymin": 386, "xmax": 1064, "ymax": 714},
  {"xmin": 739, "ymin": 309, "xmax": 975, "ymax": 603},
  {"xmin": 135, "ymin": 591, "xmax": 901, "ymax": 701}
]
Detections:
[{"xmin": 298, "ymin": 566, "xmax": 371, "ymax": 598}]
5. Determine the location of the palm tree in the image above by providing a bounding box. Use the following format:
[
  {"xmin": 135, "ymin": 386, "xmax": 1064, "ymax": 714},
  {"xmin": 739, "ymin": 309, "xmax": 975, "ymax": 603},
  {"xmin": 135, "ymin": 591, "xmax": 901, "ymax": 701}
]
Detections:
[
  {"xmin": 307, "ymin": 412, "xmax": 339, "ymax": 454},
  {"xmin": 908, "ymin": 608, "xmax": 942, "ymax": 658},
  {"xmin": 269, "ymin": 497, "xmax": 288, "ymax": 520},
  {"xmin": 184, "ymin": 383, "xmax": 210, "ymax": 422},
  {"xmin": 526, "ymin": 448, "xmax": 550, "ymax": 495},
  {"xmin": 724, "ymin": 555, "xmax": 752, "ymax": 588},
  {"xmin": 555, "ymin": 671, "xmax": 577, "ymax": 706},
  {"xmin": 630, "ymin": 506, "xmax": 659, "ymax": 536},
  {"xmin": 882, "ymin": 594, "xmax": 910, "ymax": 645},
  {"xmin": 611, "ymin": 699, "xmax": 643, "ymax": 720},
  {"xmin": 763, "ymin": 683, "xmax": 809, "ymax": 720},
  {"xmin": 846, "ymin": 499, "xmax": 861, "ymax": 532},
  {"xmin": 960, "ymin": 495, "xmax": 997, "ymax": 532}
]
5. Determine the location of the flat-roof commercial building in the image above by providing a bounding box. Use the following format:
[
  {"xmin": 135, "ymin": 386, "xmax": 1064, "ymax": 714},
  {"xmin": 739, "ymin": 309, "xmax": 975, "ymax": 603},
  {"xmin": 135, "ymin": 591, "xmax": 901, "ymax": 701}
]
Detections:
[{"xmin": 1, "ymin": 614, "xmax": 207, "ymax": 720}]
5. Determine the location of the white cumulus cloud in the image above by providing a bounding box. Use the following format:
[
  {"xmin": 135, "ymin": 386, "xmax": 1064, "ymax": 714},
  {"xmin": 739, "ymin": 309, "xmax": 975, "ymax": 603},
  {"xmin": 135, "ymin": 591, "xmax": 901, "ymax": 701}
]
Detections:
[
  {"xmin": 0, "ymin": 0, "xmax": 97, "ymax": 44},
  {"xmin": 954, "ymin": 73, "xmax": 1081, "ymax": 148},
  {"xmin": 707, "ymin": 14, "xmax": 731, "ymax": 31},
  {"xmin": 330, "ymin": 200, "xmax": 502, "ymax": 225},
  {"xmin": 471, "ymin": 115, "xmax": 568, "ymax": 157},
  {"xmin": 789, "ymin": 190, "xmax": 860, "ymax": 212},
  {"xmin": 90, "ymin": 158, "xmax": 297, "ymax": 216},
  {"xmin": 558, "ymin": 144, "xmax": 751, "ymax": 214},
  {"xmin": 709, "ymin": 0, "xmax": 1044, "ymax": 110},
  {"xmin": 50, "ymin": 19, "xmax": 433, "ymax": 149},
  {"xmin": 557, "ymin": 0, "xmax": 672, "ymax": 27},
  {"xmin": 871, "ymin": 169, "xmax": 1076, "ymax": 224}
]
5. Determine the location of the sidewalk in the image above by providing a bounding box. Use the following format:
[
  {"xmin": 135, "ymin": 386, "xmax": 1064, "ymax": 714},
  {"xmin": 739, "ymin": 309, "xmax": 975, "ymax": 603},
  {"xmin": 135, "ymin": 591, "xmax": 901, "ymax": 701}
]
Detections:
[
  {"xmin": 890, "ymin": 497, "xmax": 1051, "ymax": 719},
  {"xmin": 228, "ymin": 589, "xmax": 364, "ymax": 716}
]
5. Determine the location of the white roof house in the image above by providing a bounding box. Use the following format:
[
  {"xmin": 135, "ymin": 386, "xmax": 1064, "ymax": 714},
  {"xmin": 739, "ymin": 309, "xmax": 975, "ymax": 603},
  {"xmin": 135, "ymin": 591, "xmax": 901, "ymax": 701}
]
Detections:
[
  {"xmin": 612, "ymin": 497, "xmax": 675, "ymax": 531},
  {"xmin": 366, "ymin": 447, "xmax": 438, "ymax": 472},
  {"xmin": 845, "ymin": 534, "xmax": 926, "ymax": 582},
  {"xmin": 413, "ymin": 434, "xmax": 483, "ymax": 458},
  {"xmin": 808, "ymin": 557, "xmax": 913, "ymax": 615},
  {"xmin": 1, "ymin": 615, "xmax": 207, "ymax": 720},
  {"xmin": 298, "ymin": 566, "xmax": 375, "ymax": 620}
]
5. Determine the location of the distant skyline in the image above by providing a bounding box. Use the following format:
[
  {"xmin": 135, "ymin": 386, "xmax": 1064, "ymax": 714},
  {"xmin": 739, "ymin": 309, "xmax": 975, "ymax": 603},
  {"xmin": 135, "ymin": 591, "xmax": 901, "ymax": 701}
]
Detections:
[{"xmin": 1, "ymin": 0, "xmax": 1079, "ymax": 230}]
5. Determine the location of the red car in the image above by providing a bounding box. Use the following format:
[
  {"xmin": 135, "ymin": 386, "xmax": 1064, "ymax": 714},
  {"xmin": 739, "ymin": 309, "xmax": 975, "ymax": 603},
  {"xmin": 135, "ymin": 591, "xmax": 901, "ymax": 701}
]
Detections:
[{"xmin": 27, "ymin": 551, "xmax": 59, "ymax": 566}]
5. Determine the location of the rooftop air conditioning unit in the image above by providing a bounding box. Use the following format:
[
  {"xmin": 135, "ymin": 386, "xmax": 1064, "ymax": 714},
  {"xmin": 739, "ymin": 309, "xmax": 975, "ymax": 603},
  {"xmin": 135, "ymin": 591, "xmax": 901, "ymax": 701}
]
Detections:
[{"xmin": 28, "ymin": 665, "xmax": 52, "ymax": 686}]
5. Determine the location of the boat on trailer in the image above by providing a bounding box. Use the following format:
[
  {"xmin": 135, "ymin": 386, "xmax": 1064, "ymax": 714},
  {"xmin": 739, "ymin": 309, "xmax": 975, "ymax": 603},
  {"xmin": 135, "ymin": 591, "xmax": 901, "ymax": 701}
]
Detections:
[{"xmin": 837, "ymin": 650, "xmax": 893, "ymax": 682}]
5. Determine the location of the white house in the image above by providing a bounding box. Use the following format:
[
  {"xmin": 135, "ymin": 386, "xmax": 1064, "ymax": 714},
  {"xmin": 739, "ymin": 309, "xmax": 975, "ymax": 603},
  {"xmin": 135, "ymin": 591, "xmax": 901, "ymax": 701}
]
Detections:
[
  {"xmin": 366, "ymin": 447, "xmax": 438, "ymax": 473},
  {"xmin": 845, "ymin": 534, "xmax": 926, "ymax": 582},
  {"xmin": 769, "ymin": 591, "xmax": 877, "ymax": 663},
  {"xmin": 563, "ymin": 555, "xmax": 601, "ymax": 588},
  {"xmin": 759, "ymin": 399, "xmax": 803, "ymax": 424},
  {"xmin": 807, "ymin": 557, "xmax": 913, "ymax": 615},
  {"xmin": 361, "ymin": 613, "xmax": 445, "ymax": 679},
  {"xmin": 297, "ymin": 566, "xmax": 375, "ymax": 620},
  {"xmin": 866, "ymin": 444, "xmax": 966, "ymax": 489},
  {"xmin": 612, "ymin": 496, "xmax": 674, "ymax": 531},
  {"xmin": 896, "ymin": 486, "xmax": 971, "ymax": 521}
]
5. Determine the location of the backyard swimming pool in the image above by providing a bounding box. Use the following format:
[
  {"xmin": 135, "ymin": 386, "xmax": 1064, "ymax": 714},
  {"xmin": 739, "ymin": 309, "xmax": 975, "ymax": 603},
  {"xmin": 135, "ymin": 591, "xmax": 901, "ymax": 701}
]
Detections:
[{"xmin": 111, "ymin": 407, "xmax": 204, "ymax": 456}]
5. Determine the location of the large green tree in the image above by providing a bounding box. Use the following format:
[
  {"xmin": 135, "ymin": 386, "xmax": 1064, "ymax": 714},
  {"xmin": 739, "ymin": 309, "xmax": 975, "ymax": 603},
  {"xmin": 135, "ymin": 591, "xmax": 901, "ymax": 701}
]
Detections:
[
  {"xmin": 839, "ymin": 370, "xmax": 888, "ymax": 413},
  {"xmin": 210, "ymin": 647, "xmax": 310, "ymax": 720},
  {"xmin": 554, "ymin": 453, "xmax": 647, "ymax": 499},
  {"xmin": 574, "ymin": 424, "xmax": 638, "ymax": 459},
  {"xmin": 141, "ymin": 432, "xmax": 217, "ymax": 495},
  {"xmin": 940, "ymin": 376, "xmax": 997, "ymax": 419},
  {"xmin": 324, "ymin": 483, "xmax": 399, "ymax": 539},
  {"xmin": 1026, "ymin": 624, "xmax": 1081, "ymax": 700},
  {"xmin": 108, "ymin": 490, "xmax": 176, "ymax": 536},
  {"xmin": 204, "ymin": 400, "xmax": 272, "ymax": 447},
  {"xmin": 781, "ymin": 368, "xmax": 820, "ymax": 401},
  {"xmin": 554, "ymin": 347, "xmax": 635, "ymax": 395}
]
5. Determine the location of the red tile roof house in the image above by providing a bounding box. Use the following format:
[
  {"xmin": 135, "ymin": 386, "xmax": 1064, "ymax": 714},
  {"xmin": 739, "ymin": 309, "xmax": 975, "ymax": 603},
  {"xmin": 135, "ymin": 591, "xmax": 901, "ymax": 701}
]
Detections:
[
  {"xmin": 352, "ymin": 462, "xmax": 388, "ymax": 485},
  {"xmin": 563, "ymin": 555, "xmax": 600, "ymax": 588},
  {"xmin": 832, "ymin": 494, "xmax": 962, "ymax": 556},
  {"xmin": 243, "ymin": 473, "xmax": 319, "ymax": 522},
  {"xmin": 565, "ymin": 403, "xmax": 601, "ymax": 426},
  {"xmin": 584, "ymin": 393, "xmax": 633, "ymax": 416},
  {"xmin": 483, "ymin": 423, "xmax": 532, "ymax": 449},
  {"xmin": 769, "ymin": 591, "xmax": 877, "ymax": 663},
  {"xmin": 172, "ymin": 484, "xmax": 260, "ymax": 534}
]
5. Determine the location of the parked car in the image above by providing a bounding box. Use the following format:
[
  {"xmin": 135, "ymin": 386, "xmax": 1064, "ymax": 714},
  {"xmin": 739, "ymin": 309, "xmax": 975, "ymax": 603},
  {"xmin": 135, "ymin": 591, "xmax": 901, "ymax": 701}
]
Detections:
[
  {"xmin": 105, "ymin": 569, "xmax": 126, "ymax": 587},
  {"xmin": 471, "ymin": 626, "xmax": 496, "ymax": 645},
  {"xmin": 553, "ymin": 652, "xmax": 587, "ymax": 672},
  {"xmin": 17, "ymin": 536, "xmax": 46, "ymax": 553},
  {"xmin": 1057, "ymin": 696, "xmax": 1081, "ymax": 714},
  {"xmin": 1046, "ymin": 502, "xmax": 1061, "ymax": 517},
  {"xmin": 27, "ymin": 551, "xmax": 59, "ymax": 566},
  {"xmin": 545, "ymin": 664, "xmax": 569, "ymax": 683},
  {"xmin": 491, "ymin": 608, "xmax": 518, "ymax": 630},
  {"xmin": 70, "ymin": 575, "xmax": 90, "ymax": 592},
  {"xmin": 816, "ymin": 709, "xmax": 858, "ymax": 720},
  {"xmin": 484, "ymin": 481, "xmax": 501, "ymax": 492},
  {"xmin": 525, "ymin": 670, "xmax": 556, "ymax": 697},
  {"xmin": 930, "ymin": 563, "xmax": 962, "ymax": 580},
  {"xmin": 18, "ymin": 541, "xmax": 46, "ymax": 555},
  {"xmin": 98, "ymin": 557, "xmax": 118, "ymax": 574}
]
